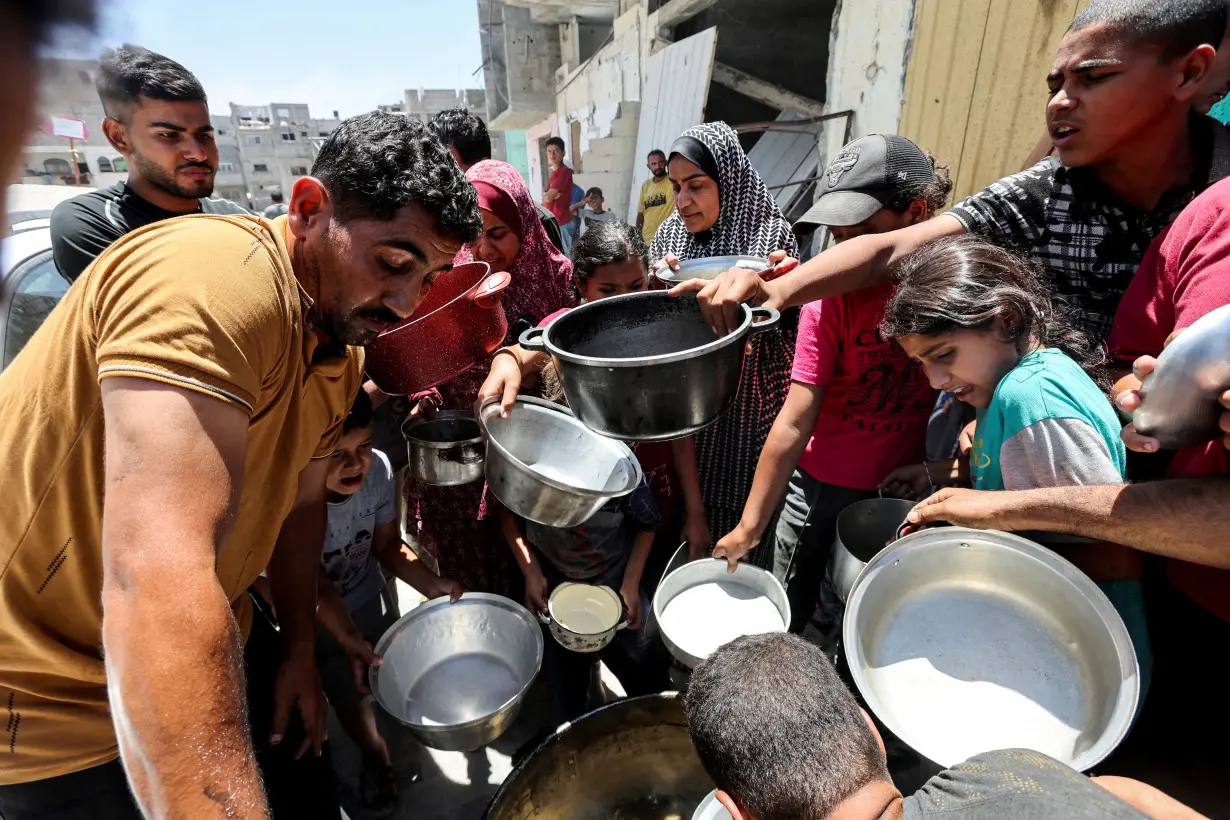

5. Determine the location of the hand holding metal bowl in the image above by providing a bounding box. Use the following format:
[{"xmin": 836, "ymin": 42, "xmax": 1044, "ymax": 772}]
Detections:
[{"xmin": 1129, "ymin": 303, "xmax": 1230, "ymax": 450}]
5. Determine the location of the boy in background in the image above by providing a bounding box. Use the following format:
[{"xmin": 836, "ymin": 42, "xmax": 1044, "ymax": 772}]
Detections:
[{"xmin": 570, "ymin": 186, "xmax": 618, "ymax": 237}]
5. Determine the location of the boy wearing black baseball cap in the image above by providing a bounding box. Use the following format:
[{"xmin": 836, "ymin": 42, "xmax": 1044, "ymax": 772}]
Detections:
[{"xmin": 714, "ymin": 136, "xmax": 953, "ymax": 633}]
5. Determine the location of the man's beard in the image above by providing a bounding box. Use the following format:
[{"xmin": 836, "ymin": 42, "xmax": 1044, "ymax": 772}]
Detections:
[
  {"xmin": 130, "ymin": 151, "xmax": 216, "ymax": 200},
  {"xmin": 652, "ymin": 168, "xmax": 667, "ymax": 179},
  {"xmin": 300, "ymin": 240, "xmax": 401, "ymax": 347}
]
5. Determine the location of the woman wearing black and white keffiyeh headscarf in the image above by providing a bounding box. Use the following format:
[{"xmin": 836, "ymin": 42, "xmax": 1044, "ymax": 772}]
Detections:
[{"xmin": 650, "ymin": 121, "xmax": 799, "ymax": 569}]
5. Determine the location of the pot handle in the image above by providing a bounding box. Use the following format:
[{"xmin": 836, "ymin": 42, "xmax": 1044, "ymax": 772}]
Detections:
[
  {"xmin": 748, "ymin": 305, "xmax": 781, "ymax": 334},
  {"xmin": 600, "ymin": 585, "xmax": 632, "ymax": 631},
  {"xmin": 473, "ymin": 271, "xmax": 512, "ymax": 310},
  {"xmin": 536, "ymin": 610, "xmax": 551, "ymax": 625},
  {"xmin": 518, "ymin": 326, "xmax": 547, "ymax": 353}
]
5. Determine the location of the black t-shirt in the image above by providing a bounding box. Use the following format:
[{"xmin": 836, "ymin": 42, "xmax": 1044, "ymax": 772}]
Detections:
[
  {"xmin": 50, "ymin": 181, "xmax": 250, "ymax": 282},
  {"xmin": 902, "ymin": 749, "xmax": 1147, "ymax": 819},
  {"xmin": 536, "ymin": 202, "xmax": 564, "ymax": 252}
]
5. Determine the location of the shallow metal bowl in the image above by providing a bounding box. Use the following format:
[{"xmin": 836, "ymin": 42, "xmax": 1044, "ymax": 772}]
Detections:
[
  {"xmin": 843, "ymin": 528, "xmax": 1139, "ymax": 771},
  {"xmin": 371, "ymin": 593, "xmax": 542, "ymax": 752},
  {"xmin": 481, "ymin": 396, "xmax": 642, "ymax": 527},
  {"xmin": 485, "ymin": 694, "xmax": 714, "ymax": 820},
  {"xmin": 653, "ymin": 254, "xmax": 770, "ymax": 285},
  {"xmin": 653, "ymin": 558, "xmax": 790, "ymax": 669}
]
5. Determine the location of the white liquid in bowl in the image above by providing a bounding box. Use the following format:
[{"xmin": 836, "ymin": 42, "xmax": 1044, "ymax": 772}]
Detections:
[{"xmin": 660, "ymin": 581, "xmax": 785, "ymax": 660}]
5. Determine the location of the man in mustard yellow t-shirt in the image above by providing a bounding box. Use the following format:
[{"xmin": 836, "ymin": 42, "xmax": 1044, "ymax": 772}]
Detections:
[
  {"xmin": 0, "ymin": 111, "xmax": 481, "ymax": 819},
  {"xmin": 636, "ymin": 148, "xmax": 675, "ymax": 244}
]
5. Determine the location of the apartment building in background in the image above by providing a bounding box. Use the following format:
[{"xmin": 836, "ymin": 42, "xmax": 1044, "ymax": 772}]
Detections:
[{"xmin": 229, "ymin": 102, "xmax": 341, "ymax": 212}]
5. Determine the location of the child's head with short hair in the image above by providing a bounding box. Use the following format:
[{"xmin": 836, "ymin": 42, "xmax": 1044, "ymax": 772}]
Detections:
[
  {"xmin": 326, "ymin": 389, "xmax": 375, "ymax": 497},
  {"xmin": 881, "ymin": 235, "xmax": 1105, "ymax": 408},
  {"xmin": 1051, "ymin": 0, "xmax": 1223, "ymax": 168},
  {"xmin": 569, "ymin": 219, "xmax": 648, "ymax": 302},
  {"xmin": 584, "ymin": 186, "xmax": 604, "ymax": 211}
]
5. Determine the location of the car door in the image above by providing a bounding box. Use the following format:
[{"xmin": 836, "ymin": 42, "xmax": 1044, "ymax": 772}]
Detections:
[{"xmin": 1, "ymin": 248, "xmax": 70, "ymax": 370}]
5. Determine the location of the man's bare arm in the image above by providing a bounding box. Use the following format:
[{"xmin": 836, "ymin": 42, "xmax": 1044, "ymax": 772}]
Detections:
[
  {"xmin": 909, "ymin": 480, "xmax": 1230, "ymax": 569},
  {"xmin": 263, "ymin": 456, "xmax": 331, "ymax": 757},
  {"xmin": 101, "ymin": 377, "xmax": 267, "ymax": 819}
]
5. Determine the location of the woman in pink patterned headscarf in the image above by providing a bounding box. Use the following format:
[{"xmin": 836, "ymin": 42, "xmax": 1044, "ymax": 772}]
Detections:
[{"xmin": 407, "ymin": 160, "xmax": 576, "ymax": 595}]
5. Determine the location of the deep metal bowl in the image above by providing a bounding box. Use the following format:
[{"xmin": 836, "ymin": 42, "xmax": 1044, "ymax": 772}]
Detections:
[
  {"xmin": 1132, "ymin": 302, "xmax": 1230, "ymax": 449},
  {"xmin": 653, "ymin": 254, "xmax": 771, "ymax": 285},
  {"xmin": 831, "ymin": 498, "xmax": 915, "ymax": 603},
  {"xmin": 370, "ymin": 593, "xmax": 543, "ymax": 752},
  {"xmin": 653, "ymin": 558, "xmax": 790, "ymax": 669},
  {"xmin": 480, "ymin": 396, "xmax": 642, "ymax": 528},
  {"xmin": 402, "ymin": 411, "xmax": 484, "ymax": 487},
  {"xmin": 520, "ymin": 291, "xmax": 780, "ymax": 441},
  {"xmin": 843, "ymin": 528, "xmax": 1139, "ymax": 771},
  {"xmin": 484, "ymin": 694, "xmax": 714, "ymax": 820}
]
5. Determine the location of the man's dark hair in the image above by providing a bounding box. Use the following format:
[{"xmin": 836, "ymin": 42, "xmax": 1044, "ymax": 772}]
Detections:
[
  {"xmin": 270, "ymin": 191, "xmax": 284, "ymax": 203},
  {"xmin": 96, "ymin": 44, "xmax": 206, "ymax": 122},
  {"xmin": 10, "ymin": 0, "xmax": 96, "ymax": 49},
  {"xmin": 886, "ymin": 153, "xmax": 953, "ymax": 217},
  {"xmin": 311, "ymin": 111, "xmax": 482, "ymax": 243},
  {"xmin": 546, "ymin": 136, "xmax": 566, "ymax": 154},
  {"xmin": 428, "ymin": 108, "xmax": 491, "ymax": 167},
  {"xmin": 343, "ymin": 389, "xmax": 374, "ymax": 434},
  {"xmin": 684, "ymin": 633, "xmax": 889, "ymax": 819},
  {"xmin": 1069, "ymin": 0, "xmax": 1228, "ymax": 60},
  {"xmin": 648, "ymin": 149, "xmax": 667, "ymax": 162},
  {"xmin": 584, "ymin": 186, "xmax": 603, "ymax": 199}
]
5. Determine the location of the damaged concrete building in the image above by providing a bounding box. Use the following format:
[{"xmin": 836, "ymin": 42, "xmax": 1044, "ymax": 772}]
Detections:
[{"xmin": 476, "ymin": 0, "xmax": 1091, "ymax": 253}]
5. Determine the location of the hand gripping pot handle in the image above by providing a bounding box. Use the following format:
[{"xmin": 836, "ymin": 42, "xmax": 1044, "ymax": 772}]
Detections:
[
  {"xmin": 518, "ymin": 325, "xmax": 547, "ymax": 353},
  {"xmin": 748, "ymin": 305, "xmax": 780, "ymax": 334}
]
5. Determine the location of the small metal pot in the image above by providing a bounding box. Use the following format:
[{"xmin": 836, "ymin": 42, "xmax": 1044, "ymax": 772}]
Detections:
[
  {"xmin": 370, "ymin": 593, "xmax": 542, "ymax": 752},
  {"xmin": 653, "ymin": 558, "xmax": 790, "ymax": 669},
  {"xmin": 366, "ymin": 261, "xmax": 512, "ymax": 395},
  {"xmin": 652, "ymin": 254, "xmax": 770, "ymax": 286},
  {"xmin": 831, "ymin": 498, "xmax": 915, "ymax": 603},
  {"xmin": 1132, "ymin": 302, "xmax": 1230, "ymax": 449},
  {"xmin": 479, "ymin": 395, "xmax": 642, "ymax": 528},
  {"xmin": 402, "ymin": 411, "xmax": 484, "ymax": 487},
  {"xmin": 520, "ymin": 291, "xmax": 781, "ymax": 441},
  {"xmin": 537, "ymin": 582, "xmax": 628, "ymax": 653}
]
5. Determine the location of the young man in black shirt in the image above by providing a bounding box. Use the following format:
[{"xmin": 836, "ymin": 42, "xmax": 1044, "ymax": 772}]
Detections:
[
  {"xmin": 685, "ymin": 634, "xmax": 1199, "ymax": 820},
  {"xmin": 50, "ymin": 44, "xmax": 247, "ymax": 282},
  {"xmin": 678, "ymin": 0, "xmax": 1229, "ymax": 347}
]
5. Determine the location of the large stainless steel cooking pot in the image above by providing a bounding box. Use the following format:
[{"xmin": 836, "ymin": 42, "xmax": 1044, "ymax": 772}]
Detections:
[
  {"xmin": 370, "ymin": 593, "xmax": 542, "ymax": 752},
  {"xmin": 652, "ymin": 254, "xmax": 771, "ymax": 286},
  {"xmin": 518, "ymin": 291, "xmax": 780, "ymax": 441},
  {"xmin": 402, "ymin": 411, "xmax": 484, "ymax": 487},
  {"xmin": 831, "ymin": 498, "xmax": 915, "ymax": 603},
  {"xmin": 484, "ymin": 694, "xmax": 714, "ymax": 820},
  {"xmin": 653, "ymin": 559, "xmax": 790, "ymax": 669},
  {"xmin": 479, "ymin": 395, "xmax": 642, "ymax": 528},
  {"xmin": 1131, "ymin": 302, "xmax": 1230, "ymax": 449},
  {"xmin": 843, "ymin": 528, "xmax": 1139, "ymax": 771}
]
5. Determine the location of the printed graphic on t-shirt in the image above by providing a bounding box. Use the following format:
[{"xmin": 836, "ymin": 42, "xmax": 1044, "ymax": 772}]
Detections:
[
  {"xmin": 841, "ymin": 332, "xmax": 934, "ymax": 431},
  {"xmin": 643, "ymin": 191, "xmax": 669, "ymax": 210},
  {"xmin": 970, "ymin": 435, "xmax": 993, "ymax": 488},
  {"xmin": 323, "ymin": 526, "xmax": 374, "ymax": 598}
]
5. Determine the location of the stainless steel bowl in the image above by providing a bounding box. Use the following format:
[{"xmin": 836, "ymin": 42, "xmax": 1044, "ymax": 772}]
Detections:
[
  {"xmin": 843, "ymin": 528, "xmax": 1139, "ymax": 771},
  {"xmin": 1132, "ymin": 302, "xmax": 1230, "ymax": 449},
  {"xmin": 370, "ymin": 593, "xmax": 543, "ymax": 752},
  {"xmin": 653, "ymin": 254, "xmax": 770, "ymax": 285},
  {"xmin": 485, "ymin": 694, "xmax": 714, "ymax": 820},
  {"xmin": 402, "ymin": 411, "xmax": 484, "ymax": 487},
  {"xmin": 480, "ymin": 396, "xmax": 642, "ymax": 528},
  {"xmin": 520, "ymin": 291, "xmax": 780, "ymax": 441},
  {"xmin": 653, "ymin": 558, "xmax": 790, "ymax": 669},
  {"xmin": 831, "ymin": 498, "xmax": 915, "ymax": 603}
]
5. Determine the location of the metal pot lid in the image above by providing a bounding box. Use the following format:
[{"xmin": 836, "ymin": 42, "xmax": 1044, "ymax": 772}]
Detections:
[
  {"xmin": 655, "ymin": 255, "xmax": 770, "ymax": 284},
  {"xmin": 842, "ymin": 527, "xmax": 1139, "ymax": 771}
]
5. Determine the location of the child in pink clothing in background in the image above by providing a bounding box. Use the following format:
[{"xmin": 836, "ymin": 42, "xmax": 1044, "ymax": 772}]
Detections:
[{"xmin": 714, "ymin": 135, "xmax": 951, "ymax": 633}]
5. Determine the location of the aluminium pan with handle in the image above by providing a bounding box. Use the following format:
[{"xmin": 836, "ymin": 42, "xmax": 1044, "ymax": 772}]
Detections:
[{"xmin": 519, "ymin": 291, "xmax": 780, "ymax": 441}]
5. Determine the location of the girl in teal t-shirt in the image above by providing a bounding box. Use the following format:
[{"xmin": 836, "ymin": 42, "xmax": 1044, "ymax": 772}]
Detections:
[{"xmin": 881, "ymin": 235, "xmax": 1150, "ymax": 696}]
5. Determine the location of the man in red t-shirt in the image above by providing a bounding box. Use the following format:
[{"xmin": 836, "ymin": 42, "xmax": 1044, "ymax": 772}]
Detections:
[
  {"xmin": 715, "ymin": 135, "xmax": 950, "ymax": 632},
  {"xmin": 543, "ymin": 136, "xmax": 574, "ymax": 235}
]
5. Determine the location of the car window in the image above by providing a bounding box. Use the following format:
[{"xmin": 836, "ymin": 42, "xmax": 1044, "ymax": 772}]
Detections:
[{"xmin": 3, "ymin": 252, "xmax": 70, "ymax": 369}]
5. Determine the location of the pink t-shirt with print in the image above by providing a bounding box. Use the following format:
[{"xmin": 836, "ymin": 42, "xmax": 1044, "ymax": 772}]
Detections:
[{"xmin": 792, "ymin": 284, "xmax": 936, "ymax": 490}]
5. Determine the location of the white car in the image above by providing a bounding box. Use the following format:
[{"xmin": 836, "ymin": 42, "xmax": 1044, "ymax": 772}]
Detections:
[{"xmin": 0, "ymin": 218, "xmax": 69, "ymax": 370}]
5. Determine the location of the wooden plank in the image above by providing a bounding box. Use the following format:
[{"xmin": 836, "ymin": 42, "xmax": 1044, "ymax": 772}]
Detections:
[
  {"xmin": 626, "ymin": 26, "xmax": 718, "ymax": 222},
  {"xmin": 650, "ymin": 0, "xmax": 722, "ymax": 31},
  {"xmin": 710, "ymin": 62, "xmax": 825, "ymax": 117}
]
